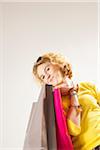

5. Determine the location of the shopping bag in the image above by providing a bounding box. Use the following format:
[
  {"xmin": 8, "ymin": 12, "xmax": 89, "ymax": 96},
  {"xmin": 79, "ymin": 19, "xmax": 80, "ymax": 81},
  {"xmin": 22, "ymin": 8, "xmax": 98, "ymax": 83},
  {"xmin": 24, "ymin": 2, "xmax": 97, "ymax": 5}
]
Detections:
[
  {"xmin": 53, "ymin": 88, "xmax": 73, "ymax": 150},
  {"xmin": 23, "ymin": 84, "xmax": 47, "ymax": 150},
  {"xmin": 23, "ymin": 84, "xmax": 57, "ymax": 150},
  {"xmin": 44, "ymin": 85, "xmax": 57, "ymax": 150}
]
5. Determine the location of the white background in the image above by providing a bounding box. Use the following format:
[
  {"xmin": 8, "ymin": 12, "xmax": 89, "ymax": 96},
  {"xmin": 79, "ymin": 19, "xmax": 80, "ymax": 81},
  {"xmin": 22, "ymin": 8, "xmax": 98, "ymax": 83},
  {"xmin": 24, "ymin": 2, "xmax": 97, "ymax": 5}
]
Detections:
[{"xmin": 0, "ymin": 1, "xmax": 100, "ymax": 150}]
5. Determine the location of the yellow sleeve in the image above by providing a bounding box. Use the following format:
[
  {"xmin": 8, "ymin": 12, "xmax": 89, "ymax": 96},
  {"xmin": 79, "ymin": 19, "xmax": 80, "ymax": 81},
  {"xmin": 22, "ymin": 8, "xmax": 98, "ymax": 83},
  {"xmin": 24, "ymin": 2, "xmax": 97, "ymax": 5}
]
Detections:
[
  {"xmin": 86, "ymin": 82, "xmax": 100, "ymax": 105},
  {"xmin": 97, "ymin": 91, "xmax": 100, "ymax": 105},
  {"xmin": 92, "ymin": 84, "xmax": 100, "ymax": 105},
  {"xmin": 79, "ymin": 82, "xmax": 100, "ymax": 105},
  {"xmin": 67, "ymin": 119, "xmax": 81, "ymax": 136}
]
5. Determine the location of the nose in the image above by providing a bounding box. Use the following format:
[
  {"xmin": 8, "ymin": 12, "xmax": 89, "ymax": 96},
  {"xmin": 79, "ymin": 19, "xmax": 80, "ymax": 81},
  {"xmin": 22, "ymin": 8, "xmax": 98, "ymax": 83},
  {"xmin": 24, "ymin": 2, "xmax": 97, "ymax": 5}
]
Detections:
[
  {"xmin": 47, "ymin": 74, "xmax": 50, "ymax": 80},
  {"xmin": 46, "ymin": 74, "xmax": 51, "ymax": 82}
]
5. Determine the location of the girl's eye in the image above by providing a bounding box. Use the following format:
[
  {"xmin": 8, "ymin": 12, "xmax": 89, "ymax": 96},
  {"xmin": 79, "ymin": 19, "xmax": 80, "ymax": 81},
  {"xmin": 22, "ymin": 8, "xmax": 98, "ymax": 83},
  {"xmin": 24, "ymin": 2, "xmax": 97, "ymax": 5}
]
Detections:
[
  {"xmin": 46, "ymin": 67, "xmax": 50, "ymax": 71},
  {"xmin": 42, "ymin": 75, "xmax": 45, "ymax": 80}
]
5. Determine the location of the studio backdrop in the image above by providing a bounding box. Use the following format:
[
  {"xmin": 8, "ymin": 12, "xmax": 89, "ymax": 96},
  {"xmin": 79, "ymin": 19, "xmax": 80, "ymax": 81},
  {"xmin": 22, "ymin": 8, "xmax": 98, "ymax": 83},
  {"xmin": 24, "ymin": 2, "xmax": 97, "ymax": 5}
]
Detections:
[{"xmin": 0, "ymin": 2, "xmax": 99, "ymax": 150}]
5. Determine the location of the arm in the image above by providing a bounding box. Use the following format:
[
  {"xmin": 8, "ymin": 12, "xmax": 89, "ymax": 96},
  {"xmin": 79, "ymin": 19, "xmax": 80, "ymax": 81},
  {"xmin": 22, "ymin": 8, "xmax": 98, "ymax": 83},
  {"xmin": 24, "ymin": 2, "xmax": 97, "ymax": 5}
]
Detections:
[
  {"xmin": 63, "ymin": 87, "xmax": 82, "ymax": 136},
  {"xmin": 55, "ymin": 78, "xmax": 82, "ymax": 135},
  {"xmin": 67, "ymin": 89, "xmax": 82, "ymax": 127}
]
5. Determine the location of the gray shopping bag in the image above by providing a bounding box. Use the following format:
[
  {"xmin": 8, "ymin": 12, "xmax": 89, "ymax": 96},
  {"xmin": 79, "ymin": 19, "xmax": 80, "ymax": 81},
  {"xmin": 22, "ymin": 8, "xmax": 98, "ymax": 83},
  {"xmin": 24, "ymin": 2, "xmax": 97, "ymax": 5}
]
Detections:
[{"xmin": 23, "ymin": 84, "xmax": 47, "ymax": 150}]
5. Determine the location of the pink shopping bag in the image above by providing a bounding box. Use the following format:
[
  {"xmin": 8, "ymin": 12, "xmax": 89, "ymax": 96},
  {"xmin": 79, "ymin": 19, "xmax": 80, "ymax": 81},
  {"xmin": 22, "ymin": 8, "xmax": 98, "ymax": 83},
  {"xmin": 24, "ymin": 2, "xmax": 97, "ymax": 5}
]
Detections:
[{"xmin": 53, "ymin": 88, "xmax": 73, "ymax": 150}]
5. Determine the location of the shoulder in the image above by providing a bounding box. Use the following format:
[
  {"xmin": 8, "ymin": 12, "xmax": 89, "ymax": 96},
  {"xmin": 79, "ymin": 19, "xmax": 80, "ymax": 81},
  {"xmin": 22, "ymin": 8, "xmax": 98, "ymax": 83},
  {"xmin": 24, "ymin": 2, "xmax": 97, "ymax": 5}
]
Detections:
[
  {"xmin": 78, "ymin": 81, "xmax": 97, "ymax": 98},
  {"xmin": 78, "ymin": 81, "xmax": 95, "ymax": 90},
  {"xmin": 78, "ymin": 81, "xmax": 100, "ymax": 106}
]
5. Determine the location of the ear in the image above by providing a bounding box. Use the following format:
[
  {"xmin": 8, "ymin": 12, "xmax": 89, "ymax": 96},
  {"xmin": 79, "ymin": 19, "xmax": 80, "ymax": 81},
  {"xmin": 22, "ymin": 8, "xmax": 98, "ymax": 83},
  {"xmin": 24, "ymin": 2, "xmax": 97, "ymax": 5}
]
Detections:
[{"xmin": 66, "ymin": 63, "xmax": 73, "ymax": 79}]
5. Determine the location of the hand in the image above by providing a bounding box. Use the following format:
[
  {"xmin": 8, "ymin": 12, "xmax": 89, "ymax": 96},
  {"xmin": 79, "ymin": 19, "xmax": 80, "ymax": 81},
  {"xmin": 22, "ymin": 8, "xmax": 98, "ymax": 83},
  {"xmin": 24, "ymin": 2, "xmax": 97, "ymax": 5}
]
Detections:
[{"xmin": 54, "ymin": 77, "xmax": 76, "ymax": 95}]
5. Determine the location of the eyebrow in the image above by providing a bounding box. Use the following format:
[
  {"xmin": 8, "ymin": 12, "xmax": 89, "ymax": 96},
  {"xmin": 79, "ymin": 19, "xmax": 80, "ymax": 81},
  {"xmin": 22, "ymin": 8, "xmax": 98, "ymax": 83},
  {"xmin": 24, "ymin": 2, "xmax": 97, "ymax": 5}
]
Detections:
[{"xmin": 40, "ymin": 64, "xmax": 50, "ymax": 79}]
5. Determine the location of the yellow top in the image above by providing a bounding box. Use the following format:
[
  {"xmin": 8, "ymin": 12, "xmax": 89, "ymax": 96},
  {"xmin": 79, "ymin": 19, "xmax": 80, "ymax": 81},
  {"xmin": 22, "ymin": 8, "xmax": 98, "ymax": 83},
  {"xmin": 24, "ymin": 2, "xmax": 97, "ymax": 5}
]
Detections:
[{"xmin": 62, "ymin": 82, "xmax": 100, "ymax": 150}]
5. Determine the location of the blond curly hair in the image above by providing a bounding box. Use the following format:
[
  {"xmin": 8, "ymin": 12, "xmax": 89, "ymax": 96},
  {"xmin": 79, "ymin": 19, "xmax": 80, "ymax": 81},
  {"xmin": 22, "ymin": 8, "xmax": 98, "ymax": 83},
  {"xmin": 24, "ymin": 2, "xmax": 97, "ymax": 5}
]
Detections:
[{"xmin": 32, "ymin": 52, "xmax": 73, "ymax": 84}]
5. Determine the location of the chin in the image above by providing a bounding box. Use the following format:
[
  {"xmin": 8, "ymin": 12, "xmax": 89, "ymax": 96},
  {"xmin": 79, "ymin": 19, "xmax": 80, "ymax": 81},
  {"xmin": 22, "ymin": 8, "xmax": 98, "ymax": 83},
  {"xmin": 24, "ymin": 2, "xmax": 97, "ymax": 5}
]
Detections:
[
  {"xmin": 52, "ymin": 80, "xmax": 62, "ymax": 87},
  {"xmin": 48, "ymin": 77, "xmax": 63, "ymax": 86}
]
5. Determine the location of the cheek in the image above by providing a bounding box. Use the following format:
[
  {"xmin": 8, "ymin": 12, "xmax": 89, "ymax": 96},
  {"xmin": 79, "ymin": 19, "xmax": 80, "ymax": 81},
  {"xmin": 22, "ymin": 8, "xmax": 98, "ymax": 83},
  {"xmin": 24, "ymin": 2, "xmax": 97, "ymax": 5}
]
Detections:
[
  {"xmin": 50, "ymin": 67, "xmax": 55, "ymax": 74},
  {"xmin": 43, "ymin": 78, "xmax": 48, "ymax": 84}
]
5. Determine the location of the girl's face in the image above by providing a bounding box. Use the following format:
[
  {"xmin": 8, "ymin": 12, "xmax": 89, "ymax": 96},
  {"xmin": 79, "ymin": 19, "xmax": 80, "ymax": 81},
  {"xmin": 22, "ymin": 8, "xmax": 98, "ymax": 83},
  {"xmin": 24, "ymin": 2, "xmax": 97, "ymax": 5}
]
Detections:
[{"xmin": 37, "ymin": 62, "xmax": 64, "ymax": 86}]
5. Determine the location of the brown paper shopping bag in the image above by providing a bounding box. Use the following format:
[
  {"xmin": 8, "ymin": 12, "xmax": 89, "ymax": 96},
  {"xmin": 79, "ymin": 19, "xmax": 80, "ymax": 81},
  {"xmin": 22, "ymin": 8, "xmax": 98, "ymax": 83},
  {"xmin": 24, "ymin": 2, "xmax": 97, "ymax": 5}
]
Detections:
[{"xmin": 44, "ymin": 85, "xmax": 57, "ymax": 150}]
